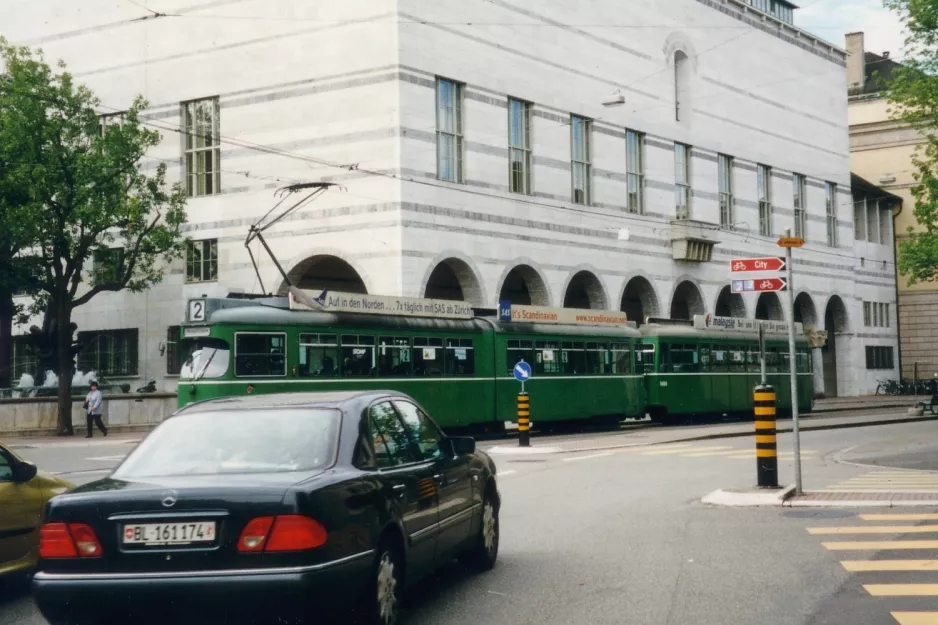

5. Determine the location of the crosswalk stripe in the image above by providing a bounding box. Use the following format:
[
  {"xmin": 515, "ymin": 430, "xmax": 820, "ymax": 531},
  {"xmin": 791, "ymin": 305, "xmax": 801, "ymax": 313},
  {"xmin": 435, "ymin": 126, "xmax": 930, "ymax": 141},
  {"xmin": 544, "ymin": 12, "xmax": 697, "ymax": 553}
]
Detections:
[
  {"xmin": 563, "ymin": 452, "xmax": 613, "ymax": 463},
  {"xmin": 809, "ymin": 526, "xmax": 938, "ymax": 535},
  {"xmin": 861, "ymin": 514, "xmax": 938, "ymax": 521},
  {"xmin": 823, "ymin": 541, "xmax": 938, "ymax": 550},
  {"xmin": 892, "ymin": 612, "xmax": 938, "ymax": 625},
  {"xmin": 842, "ymin": 561, "xmax": 938, "ymax": 572},
  {"xmin": 866, "ymin": 585, "xmax": 938, "ymax": 597}
]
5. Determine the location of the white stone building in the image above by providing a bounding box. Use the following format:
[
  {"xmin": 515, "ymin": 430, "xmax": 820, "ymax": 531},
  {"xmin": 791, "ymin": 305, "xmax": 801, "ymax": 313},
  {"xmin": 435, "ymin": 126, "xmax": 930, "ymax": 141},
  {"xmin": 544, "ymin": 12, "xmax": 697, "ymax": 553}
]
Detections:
[{"xmin": 5, "ymin": 0, "xmax": 898, "ymax": 396}]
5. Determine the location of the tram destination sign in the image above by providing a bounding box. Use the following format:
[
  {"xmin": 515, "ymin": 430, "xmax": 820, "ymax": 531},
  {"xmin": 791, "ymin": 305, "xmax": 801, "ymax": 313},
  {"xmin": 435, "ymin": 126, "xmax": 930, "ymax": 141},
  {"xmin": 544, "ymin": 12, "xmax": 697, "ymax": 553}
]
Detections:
[
  {"xmin": 695, "ymin": 315, "xmax": 803, "ymax": 335},
  {"xmin": 289, "ymin": 289, "xmax": 473, "ymax": 320}
]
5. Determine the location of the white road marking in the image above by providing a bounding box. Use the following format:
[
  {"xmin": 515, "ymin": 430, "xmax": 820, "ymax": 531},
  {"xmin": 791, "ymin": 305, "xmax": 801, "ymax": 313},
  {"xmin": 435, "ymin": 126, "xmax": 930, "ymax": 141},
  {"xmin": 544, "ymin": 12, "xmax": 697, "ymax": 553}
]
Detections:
[
  {"xmin": 498, "ymin": 470, "xmax": 518, "ymax": 476},
  {"xmin": 86, "ymin": 454, "xmax": 127, "ymax": 462},
  {"xmin": 563, "ymin": 452, "xmax": 614, "ymax": 463}
]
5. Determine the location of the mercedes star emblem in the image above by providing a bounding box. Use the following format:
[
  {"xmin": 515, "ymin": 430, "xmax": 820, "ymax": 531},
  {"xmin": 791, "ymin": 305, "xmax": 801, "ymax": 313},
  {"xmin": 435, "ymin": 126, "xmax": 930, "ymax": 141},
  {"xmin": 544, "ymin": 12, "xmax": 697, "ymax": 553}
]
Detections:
[{"xmin": 161, "ymin": 490, "xmax": 179, "ymax": 508}]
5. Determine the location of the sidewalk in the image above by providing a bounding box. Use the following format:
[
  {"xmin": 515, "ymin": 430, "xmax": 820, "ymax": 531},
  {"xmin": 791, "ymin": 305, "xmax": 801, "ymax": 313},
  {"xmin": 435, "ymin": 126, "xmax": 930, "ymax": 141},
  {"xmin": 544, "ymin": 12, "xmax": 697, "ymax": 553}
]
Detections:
[
  {"xmin": 813, "ymin": 395, "xmax": 916, "ymax": 413},
  {"xmin": 485, "ymin": 409, "xmax": 933, "ymax": 456}
]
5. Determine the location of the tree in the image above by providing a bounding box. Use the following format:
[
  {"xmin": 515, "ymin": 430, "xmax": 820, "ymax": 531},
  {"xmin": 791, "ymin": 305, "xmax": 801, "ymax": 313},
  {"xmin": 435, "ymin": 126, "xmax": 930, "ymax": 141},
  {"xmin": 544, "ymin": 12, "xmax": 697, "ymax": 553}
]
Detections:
[
  {"xmin": 885, "ymin": 0, "xmax": 938, "ymax": 283},
  {"xmin": 0, "ymin": 40, "xmax": 187, "ymax": 434}
]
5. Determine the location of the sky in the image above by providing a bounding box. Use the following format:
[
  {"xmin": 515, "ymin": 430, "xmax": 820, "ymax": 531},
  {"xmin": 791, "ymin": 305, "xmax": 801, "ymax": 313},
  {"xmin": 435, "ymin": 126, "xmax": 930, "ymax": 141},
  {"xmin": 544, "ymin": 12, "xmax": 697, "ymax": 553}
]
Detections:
[{"xmin": 798, "ymin": 0, "xmax": 905, "ymax": 58}]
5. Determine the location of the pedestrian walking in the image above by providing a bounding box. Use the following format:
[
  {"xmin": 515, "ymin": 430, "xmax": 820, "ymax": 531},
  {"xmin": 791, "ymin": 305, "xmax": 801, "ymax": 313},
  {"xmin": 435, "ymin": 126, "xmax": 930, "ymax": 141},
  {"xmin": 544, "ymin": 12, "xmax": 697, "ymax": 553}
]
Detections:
[{"xmin": 83, "ymin": 381, "xmax": 108, "ymax": 438}]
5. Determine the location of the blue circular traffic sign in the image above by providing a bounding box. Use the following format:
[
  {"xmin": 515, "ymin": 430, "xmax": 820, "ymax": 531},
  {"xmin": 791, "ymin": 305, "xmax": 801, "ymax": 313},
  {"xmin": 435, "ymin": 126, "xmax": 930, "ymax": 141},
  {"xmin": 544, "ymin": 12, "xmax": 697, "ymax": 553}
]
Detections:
[{"xmin": 513, "ymin": 361, "xmax": 532, "ymax": 382}]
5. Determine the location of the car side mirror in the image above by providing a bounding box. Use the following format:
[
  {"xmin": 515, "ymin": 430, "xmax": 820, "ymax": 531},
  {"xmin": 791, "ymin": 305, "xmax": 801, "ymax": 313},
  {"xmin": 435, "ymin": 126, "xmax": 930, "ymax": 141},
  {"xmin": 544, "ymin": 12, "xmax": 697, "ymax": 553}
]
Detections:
[
  {"xmin": 14, "ymin": 461, "xmax": 38, "ymax": 483},
  {"xmin": 448, "ymin": 436, "xmax": 475, "ymax": 456}
]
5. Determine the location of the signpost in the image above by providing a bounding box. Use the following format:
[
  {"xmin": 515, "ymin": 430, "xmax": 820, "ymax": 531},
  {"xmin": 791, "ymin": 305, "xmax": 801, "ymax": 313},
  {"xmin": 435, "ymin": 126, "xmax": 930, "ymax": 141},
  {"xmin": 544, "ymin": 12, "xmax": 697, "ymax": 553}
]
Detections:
[
  {"xmin": 513, "ymin": 361, "xmax": 533, "ymax": 447},
  {"xmin": 780, "ymin": 230, "xmax": 805, "ymax": 495},
  {"xmin": 730, "ymin": 278, "xmax": 788, "ymax": 294}
]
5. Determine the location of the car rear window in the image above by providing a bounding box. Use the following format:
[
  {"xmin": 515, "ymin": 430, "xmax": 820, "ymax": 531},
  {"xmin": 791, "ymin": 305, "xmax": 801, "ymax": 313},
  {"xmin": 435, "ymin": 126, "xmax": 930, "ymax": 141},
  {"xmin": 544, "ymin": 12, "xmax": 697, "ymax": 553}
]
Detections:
[{"xmin": 113, "ymin": 408, "xmax": 340, "ymax": 478}]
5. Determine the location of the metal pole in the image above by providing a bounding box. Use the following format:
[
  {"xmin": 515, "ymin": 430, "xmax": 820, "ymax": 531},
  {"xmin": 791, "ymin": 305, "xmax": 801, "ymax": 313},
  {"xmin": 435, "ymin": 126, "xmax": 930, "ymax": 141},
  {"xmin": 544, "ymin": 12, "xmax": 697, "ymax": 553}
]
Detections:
[
  {"xmin": 754, "ymin": 384, "xmax": 778, "ymax": 489},
  {"xmin": 785, "ymin": 228, "xmax": 803, "ymax": 495}
]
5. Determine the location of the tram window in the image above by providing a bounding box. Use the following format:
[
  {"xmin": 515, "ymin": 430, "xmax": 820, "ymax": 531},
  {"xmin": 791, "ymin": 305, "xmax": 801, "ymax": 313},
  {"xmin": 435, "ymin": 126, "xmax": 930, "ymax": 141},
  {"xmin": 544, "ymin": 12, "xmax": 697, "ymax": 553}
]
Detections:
[
  {"xmin": 299, "ymin": 333, "xmax": 339, "ymax": 377},
  {"xmin": 561, "ymin": 342, "xmax": 586, "ymax": 375},
  {"xmin": 507, "ymin": 339, "xmax": 533, "ymax": 374},
  {"xmin": 378, "ymin": 336, "xmax": 411, "ymax": 377},
  {"xmin": 778, "ymin": 351, "xmax": 791, "ymax": 373},
  {"xmin": 341, "ymin": 334, "xmax": 376, "ymax": 377},
  {"xmin": 666, "ymin": 344, "xmax": 697, "ymax": 373},
  {"xmin": 796, "ymin": 350, "xmax": 811, "ymax": 373},
  {"xmin": 728, "ymin": 345, "xmax": 745, "ymax": 371},
  {"xmin": 610, "ymin": 343, "xmax": 631, "ymax": 374},
  {"xmin": 746, "ymin": 347, "xmax": 761, "ymax": 373},
  {"xmin": 235, "ymin": 333, "xmax": 286, "ymax": 377},
  {"xmin": 586, "ymin": 342, "xmax": 607, "ymax": 374},
  {"xmin": 764, "ymin": 348, "xmax": 779, "ymax": 373},
  {"xmin": 413, "ymin": 337, "xmax": 444, "ymax": 377},
  {"xmin": 534, "ymin": 340, "xmax": 561, "ymax": 375},
  {"xmin": 698, "ymin": 346, "xmax": 711, "ymax": 372},
  {"xmin": 638, "ymin": 343, "xmax": 656, "ymax": 373},
  {"xmin": 445, "ymin": 338, "xmax": 475, "ymax": 376},
  {"xmin": 711, "ymin": 347, "xmax": 728, "ymax": 372}
]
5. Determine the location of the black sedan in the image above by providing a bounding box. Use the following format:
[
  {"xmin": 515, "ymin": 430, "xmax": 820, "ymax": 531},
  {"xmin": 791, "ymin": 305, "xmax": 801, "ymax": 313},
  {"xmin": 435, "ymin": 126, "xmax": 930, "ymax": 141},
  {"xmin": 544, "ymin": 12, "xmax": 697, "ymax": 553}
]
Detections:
[{"xmin": 33, "ymin": 390, "xmax": 501, "ymax": 625}]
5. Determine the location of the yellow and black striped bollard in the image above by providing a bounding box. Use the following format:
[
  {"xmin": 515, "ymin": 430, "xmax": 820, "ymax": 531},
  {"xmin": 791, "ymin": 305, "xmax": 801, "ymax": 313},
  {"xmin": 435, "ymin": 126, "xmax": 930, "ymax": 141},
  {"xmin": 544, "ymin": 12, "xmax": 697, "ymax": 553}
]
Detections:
[
  {"xmin": 754, "ymin": 385, "xmax": 778, "ymax": 488},
  {"xmin": 517, "ymin": 392, "xmax": 531, "ymax": 447}
]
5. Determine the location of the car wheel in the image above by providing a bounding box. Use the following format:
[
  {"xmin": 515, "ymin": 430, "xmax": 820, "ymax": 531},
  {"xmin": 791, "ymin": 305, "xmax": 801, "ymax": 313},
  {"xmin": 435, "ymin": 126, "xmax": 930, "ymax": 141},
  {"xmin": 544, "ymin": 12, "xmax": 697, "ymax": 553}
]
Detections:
[
  {"xmin": 460, "ymin": 487, "xmax": 499, "ymax": 572},
  {"xmin": 359, "ymin": 540, "xmax": 403, "ymax": 625}
]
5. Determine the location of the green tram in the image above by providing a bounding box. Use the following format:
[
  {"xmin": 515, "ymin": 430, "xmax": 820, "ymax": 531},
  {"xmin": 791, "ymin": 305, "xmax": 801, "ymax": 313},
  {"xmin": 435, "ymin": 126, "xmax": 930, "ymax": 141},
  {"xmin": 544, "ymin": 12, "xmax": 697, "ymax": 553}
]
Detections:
[
  {"xmin": 177, "ymin": 297, "xmax": 646, "ymax": 431},
  {"xmin": 639, "ymin": 318, "xmax": 814, "ymax": 423}
]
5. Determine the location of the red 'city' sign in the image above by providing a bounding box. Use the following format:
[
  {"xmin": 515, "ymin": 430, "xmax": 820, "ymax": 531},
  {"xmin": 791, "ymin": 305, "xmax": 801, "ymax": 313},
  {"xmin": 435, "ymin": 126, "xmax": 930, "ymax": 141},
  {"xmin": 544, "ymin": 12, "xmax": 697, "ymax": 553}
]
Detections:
[{"xmin": 729, "ymin": 257, "xmax": 786, "ymax": 272}]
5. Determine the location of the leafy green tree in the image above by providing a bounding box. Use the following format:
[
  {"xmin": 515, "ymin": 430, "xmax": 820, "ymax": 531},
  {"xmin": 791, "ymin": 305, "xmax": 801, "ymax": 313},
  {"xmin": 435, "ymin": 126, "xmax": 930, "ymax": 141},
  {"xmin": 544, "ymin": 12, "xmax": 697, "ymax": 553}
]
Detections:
[
  {"xmin": 0, "ymin": 40, "xmax": 187, "ymax": 434},
  {"xmin": 885, "ymin": 0, "xmax": 938, "ymax": 283}
]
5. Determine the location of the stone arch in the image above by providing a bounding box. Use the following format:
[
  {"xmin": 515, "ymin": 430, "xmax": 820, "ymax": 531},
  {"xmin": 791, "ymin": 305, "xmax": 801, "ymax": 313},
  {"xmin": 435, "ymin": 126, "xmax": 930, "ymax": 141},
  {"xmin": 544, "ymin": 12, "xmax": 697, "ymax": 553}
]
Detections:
[
  {"xmin": 669, "ymin": 279, "xmax": 705, "ymax": 321},
  {"xmin": 794, "ymin": 292, "xmax": 819, "ymax": 327},
  {"xmin": 562, "ymin": 268, "xmax": 609, "ymax": 310},
  {"xmin": 620, "ymin": 274, "xmax": 661, "ymax": 326},
  {"xmin": 496, "ymin": 262, "xmax": 551, "ymax": 306},
  {"xmin": 278, "ymin": 253, "xmax": 369, "ymax": 296},
  {"xmin": 421, "ymin": 255, "xmax": 485, "ymax": 307},
  {"xmin": 824, "ymin": 295, "xmax": 850, "ymax": 334},
  {"xmin": 755, "ymin": 292, "xmax": 784, "ymax": 321},
  {"xmin": 714, "ymin": 285, "xmax": 747, "ymax": 318}
]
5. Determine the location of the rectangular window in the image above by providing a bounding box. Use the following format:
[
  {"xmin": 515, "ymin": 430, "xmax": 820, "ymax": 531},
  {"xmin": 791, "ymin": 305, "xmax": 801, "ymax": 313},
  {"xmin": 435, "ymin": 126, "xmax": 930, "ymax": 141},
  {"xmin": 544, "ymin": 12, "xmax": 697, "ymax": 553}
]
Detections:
[
  {"xmin": 186, "ymin": 239, "xmax": 218, "ymax": 283},
  {"xmin": 341, "ymin": 334, "xmax": 376, "ymax": 377},
  {"xmin": 534, "ymin": 339, "xmax": 561, "ymax": 375},
  {"xmin": 826, "ymin": 182, "xmax": 838, "ymax": 247},
  {"xmin": 77, "ymin": 329, "xmax": 139, "ymax": 377},
  {"xmin": 675, "ymin": 143, "xmax": 691, "ymax": 219},
  {"xmin": 299, "ymin": 333, "xmax": 339, "ymax": 377},
  {"xmin": 235, "ymin": 333, "xmax": 286, "ymax": 377},
  {"xmin": 166, "ymin": 326, "xmax": 182, "ymax": 375},
  {"xmin": 92, "ymin": 247, "xmax": 124, "ymax": 286},
  {"xmin": 867, "ymin": 198, "xmax": 879, "ymax": 243},
  {"xmin": 506, "ymin": 339, "xmax": 533, "ymax": 374},
  {"xmin": 560, "ymin": 342, "xmax": 586, "ymax": 375},
  {"xmin": 880, "ymin": 203, "xmax": 891, "ymax": 245},
  {"xmin": 183, "ymin": 97, "xmax": 220, "ymax": 197},
  {"xmin": 626, "ymin": 130, "xmax": 645, "ymax": 214},
  {"xmin": 610, "ymin": 343, "xmax": 632, "ymax": 374},
  {"xmin": 413, "ymin": 337, "xmax": 444, "ymax": 377},
  {"xmin": 863, "ymin": 302, "xmax": 871, "ymax": 327},
  {"xmin": 757, "ymin": 165, "xmax": 772, "ymax": 237},
  {"xmin": 585, "ymin": 342, "xmax": 607, "ymax": 374},
  {"xmin": 436, "ymin": 78, "xmax": 464, "ymax": 183},
  {"xmin": 445, "ymin": 338, "xmax": 475, "ymax": 376},
  {"xmin": 865, "ymin": 346, "xmax": 894, "ymax": 370},
  {"xmin": 854, "ymin": 195, "xmax": 866, "ymax": 241},
  {"xmin": 718, "ymin": 154, "xmax": 734, "ymax": 228},
  {"xmin": 508, "ymin": 98, "xmax": 532, "ymax": 195},
  {"xmin": 884, "ymin": 303, "xmax": 891, "ymax": 328},
  {"xmin": 571, "ymin": 115, "xmax": 592, "ymax": 205},
  {"xmin": 793, "ymin": 174, "xmax": 806, "ymax": 239},
  {"xmin": 872, "ymin": 303, "xmax": 879, "ymax": 327}
]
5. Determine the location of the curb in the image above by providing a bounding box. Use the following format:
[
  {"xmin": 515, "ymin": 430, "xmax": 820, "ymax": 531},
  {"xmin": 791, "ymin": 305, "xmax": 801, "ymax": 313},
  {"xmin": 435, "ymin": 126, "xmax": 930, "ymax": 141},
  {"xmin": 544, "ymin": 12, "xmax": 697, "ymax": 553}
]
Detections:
[
  {"xmin": 783, "ymin": 499, "xmax": 938, "ymax": 508},
  {"xmin": 702, "ymin": 484, "xmax": 796, "ymax": 507},
  {"xmin": 0, "ymin": 424, "xmax": 155, "ymax": 439},
  {"xmin": 486, "ymin": 445, "xmax": 564, "ymax": 455}
]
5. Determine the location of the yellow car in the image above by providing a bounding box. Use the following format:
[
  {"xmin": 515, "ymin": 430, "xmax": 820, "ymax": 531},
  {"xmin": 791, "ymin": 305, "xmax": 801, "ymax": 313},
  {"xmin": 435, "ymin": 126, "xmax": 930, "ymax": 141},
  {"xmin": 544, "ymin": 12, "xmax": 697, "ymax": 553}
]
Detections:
[{"xmin": 0, "ymin": 442, "xmax": 73, "ymax": 577}]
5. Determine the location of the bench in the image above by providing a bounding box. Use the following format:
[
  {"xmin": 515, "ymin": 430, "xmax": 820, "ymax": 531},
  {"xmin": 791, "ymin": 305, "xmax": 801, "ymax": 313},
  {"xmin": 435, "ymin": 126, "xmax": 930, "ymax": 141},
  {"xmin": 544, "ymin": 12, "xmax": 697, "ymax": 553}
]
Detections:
[{"xmin": 917, "ymin": 394, "xmax": 938, "ymax": 415}]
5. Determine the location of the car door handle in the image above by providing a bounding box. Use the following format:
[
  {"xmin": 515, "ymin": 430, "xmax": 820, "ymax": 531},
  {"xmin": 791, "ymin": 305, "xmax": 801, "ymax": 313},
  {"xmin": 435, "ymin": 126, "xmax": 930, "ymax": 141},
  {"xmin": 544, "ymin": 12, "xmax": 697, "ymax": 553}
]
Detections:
[
  {"xmin": 392, "ymin": 483, "xmax": 407, "ymax": 493},
  {"xmin": 433, "ymin": 473, "xmax": 444, "ymax": 484}
]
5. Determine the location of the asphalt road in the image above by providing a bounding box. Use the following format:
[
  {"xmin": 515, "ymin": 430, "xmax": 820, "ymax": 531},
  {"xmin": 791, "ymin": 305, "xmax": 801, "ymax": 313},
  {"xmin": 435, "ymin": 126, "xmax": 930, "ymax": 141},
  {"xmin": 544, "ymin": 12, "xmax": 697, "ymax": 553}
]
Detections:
[{"xmin": 4, "ymin": 419, "xmax": 938, "ymax": 624}]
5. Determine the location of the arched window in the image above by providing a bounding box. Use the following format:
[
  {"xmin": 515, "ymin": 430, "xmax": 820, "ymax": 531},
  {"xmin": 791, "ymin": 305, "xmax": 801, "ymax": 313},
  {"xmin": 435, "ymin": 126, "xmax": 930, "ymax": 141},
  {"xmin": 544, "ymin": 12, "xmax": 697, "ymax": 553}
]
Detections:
[{"xmin": 674, "ymin": 50, "xmax": 689, "ymax": 122}]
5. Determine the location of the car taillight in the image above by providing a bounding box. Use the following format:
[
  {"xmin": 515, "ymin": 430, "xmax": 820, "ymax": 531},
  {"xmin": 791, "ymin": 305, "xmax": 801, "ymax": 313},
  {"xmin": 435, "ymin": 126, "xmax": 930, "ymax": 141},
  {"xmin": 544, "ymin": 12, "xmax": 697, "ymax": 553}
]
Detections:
[
  {"xmin": 40, "ymin": 523, "xmax": 102, "ymax": 558},
  {"xmin": 238, "ymin": 515, "xmax": 327, "ymax": 553},
  {"xmin": 238, "ymin": 517, "xmax": 274, "ymax": 552},
  {"xmin": 40, "ymin": 523, "xmax": 78, "ymax": 559},
  {"xmin": 69, "ymin": 523, "xmax": 103, "ymax": 557},
  {"xmin": 266, "ymin": 515, "xmax": 328, "ymax": 552}
]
